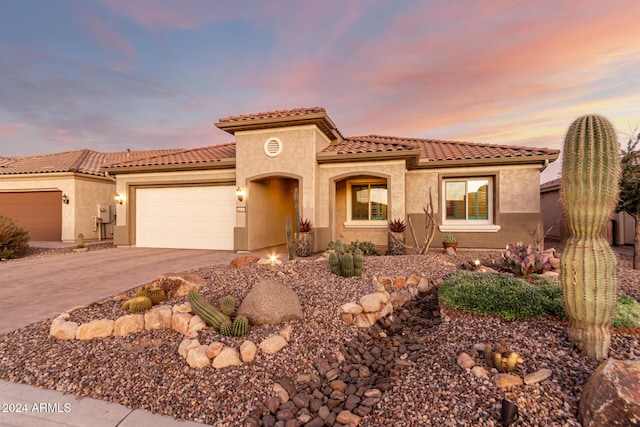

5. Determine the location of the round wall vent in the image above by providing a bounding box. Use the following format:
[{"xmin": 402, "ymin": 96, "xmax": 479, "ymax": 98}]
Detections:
[{"xmin": 264, "ymin": 137, "xmax": 283, "ymax": 157}]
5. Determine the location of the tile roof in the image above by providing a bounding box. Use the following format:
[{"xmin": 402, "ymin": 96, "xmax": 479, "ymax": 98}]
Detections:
[
  {"xmin": 334, "ymin": 135, "xmax": 559, "ymax": 161},
  {"xmin": 218, "ymin": 107, "xmax": 326, "ymax": 123},
  {"xmin": 540, "ymin": 178, "xmax": 561, "ymax": 191},
  {"xmin": 104, "ymin": 143, "xmax": 236, "ymax": 169},
  {"xmin": 0, "ymin": 149, "xmax": 182, "ymax": 177}
]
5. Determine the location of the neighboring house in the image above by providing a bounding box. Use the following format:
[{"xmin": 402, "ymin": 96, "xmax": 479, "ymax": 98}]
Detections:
[
  {"xmin": 0, "ymin": 149, "xmax": 178, "ymax": 241},
  {"xmin": 540, "ymin": 178, "xmax": 633, "ymax": 245},
  {"xmin": 100, "ymin": 107, "xmax": 559, "ymax": 251}
]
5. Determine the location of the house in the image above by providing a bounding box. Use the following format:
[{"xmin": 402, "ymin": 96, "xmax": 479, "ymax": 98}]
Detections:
[
  {"xmin": 0, "ymin": 149, "xmax": 178, "ymax": 241},
  {"xmin": 99, "ymin": 107, "xmax": 560, "ymax": 252},
  {"xmin": 540, "ymin": 178, "xmax": 634, "ymax": 245}
]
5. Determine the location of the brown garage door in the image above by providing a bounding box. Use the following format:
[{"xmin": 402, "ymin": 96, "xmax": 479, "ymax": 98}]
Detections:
[{"xmin": 0, "ymin": 191, "xmax": 62, "ymax": 240}]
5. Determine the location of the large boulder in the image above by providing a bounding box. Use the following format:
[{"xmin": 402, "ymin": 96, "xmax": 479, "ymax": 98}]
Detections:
[
  {"xmin": 152, "ymin": 273, "xmax": 205, "ymax": 298},
  {"xmin": 579, "ymin": 358, "xmax": 640, "ymax": 426},
  {"xmin": 237, "ymin": 280, "xmax": 303, "ymax": 325}
]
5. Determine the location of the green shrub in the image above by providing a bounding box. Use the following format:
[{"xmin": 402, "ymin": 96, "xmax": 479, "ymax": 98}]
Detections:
[
  {"xmin": 613, "ymin": 295, "xmax": 640, "ymax": 329},
  {"xmin": 0, "ymin": 216, "xmax": 30, "ymax": 259},
  {"xmin": 438, "ymin": 271, "xmax": 548, "ymax": 320},
  {"xmin": 438, "ymin": 271, "xmax": 640, "ymax": 328}
]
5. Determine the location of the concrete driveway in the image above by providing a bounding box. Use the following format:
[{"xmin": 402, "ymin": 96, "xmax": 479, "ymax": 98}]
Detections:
[{"xmin": 0, "ymin": 247, "xmax": 254, "ymax": 334}]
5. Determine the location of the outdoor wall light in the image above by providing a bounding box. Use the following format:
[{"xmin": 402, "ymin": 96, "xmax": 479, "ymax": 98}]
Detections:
[
  {"xmin": 114, "ymin": 192, "xmax": 125, "ymax": 205},
  {"xmin": 62, "ymin": 194, "xmax": 70, "ymax": 204},
  {"xmin": 236, "ymin": 187, "xmax": 246, "ymax": 202}
]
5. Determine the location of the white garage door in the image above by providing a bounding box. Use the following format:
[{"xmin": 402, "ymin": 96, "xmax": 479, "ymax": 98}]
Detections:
[{"xmin": 136, "ymin": 186, "xmax": 236, "ymax": 250}]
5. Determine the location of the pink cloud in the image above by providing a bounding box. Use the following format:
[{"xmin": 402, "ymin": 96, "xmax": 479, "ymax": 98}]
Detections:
[
  {"xmin": 84, "ymin": 16, "xmax": 136, "ymax": 60},
  {"xmin": 0, "ymin": 122, "xmax": 26, "ymax": 136}
]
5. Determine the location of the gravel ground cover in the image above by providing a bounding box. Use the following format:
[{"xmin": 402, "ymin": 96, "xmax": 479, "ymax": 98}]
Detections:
[{"xmin": 0, "ymin": 245, "xmax": 638, "ymax": 426}]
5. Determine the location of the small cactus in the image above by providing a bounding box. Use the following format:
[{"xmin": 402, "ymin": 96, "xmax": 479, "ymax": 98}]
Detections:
[
  {"xmin": 219, "ymin": 320, "xmax": 234, "ymax": 337},
  {"xmin": 484, "ymin": 341, "xmax": 523, "ymax": 373},
  {"xmin": 122, "ymin": 296, "xmax": 153, "ymax": 313},
  {"xmin": 327, "ymin": 240, "xmax": 363, "ymax": 277},
  {"xmin": 135, "ymin": 285, "xmax": 166, "ymax": 305},
  {"xmin": 232, "ymin": 315, "xmax": 249, "ymax": 336},
  {"xmin": 220, "ymin": 295, "xmax": 236, "ymax": 316}
]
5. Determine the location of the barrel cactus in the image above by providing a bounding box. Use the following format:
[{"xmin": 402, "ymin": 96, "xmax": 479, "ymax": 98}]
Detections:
[
  {"xmin": 220, "ymin": 295, "xmax": 236, "ymax": 316},
  {"xmin": 219, "ymin": 320, "xmax": 234, "ymax": 337},
  {"xmin": 122, "ymin": 296, "xmax": 153, "ymax": 313},
  {"xmin": 232, "ymin": 315, "xmax": 249, "ymax": 336},
  {"xmin": 136, "ymin": 285, "xmax": 166, "ymax": 305},
  {"xmin": 560, "ymin": 114, "xmax": 621, "ymax": 360}
]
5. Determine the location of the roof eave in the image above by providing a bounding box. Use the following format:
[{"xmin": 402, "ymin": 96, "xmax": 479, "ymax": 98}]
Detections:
[
  {"xmin": 415, "ymin": 154, "xmax": 559, "ymax": 169},
  {"xmin": 215, "ymin": 113, "xmax": 342, "ymax": 142},
  {"xmin": 101, "ymin": 159, "xmax": 236, "ymax": 175},
  {"xmin": 317, "ymin": 149, "xmax": 421, "ymax": 168}
]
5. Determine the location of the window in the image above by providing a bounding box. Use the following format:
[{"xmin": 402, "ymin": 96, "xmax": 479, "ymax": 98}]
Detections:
[
  {"xmin": 347, "ymin": 180, "xmax": 388, "ymax": 224},
  {"xmin": 441, "ymin": 177, "xmax": 499, "ymax": 232}
]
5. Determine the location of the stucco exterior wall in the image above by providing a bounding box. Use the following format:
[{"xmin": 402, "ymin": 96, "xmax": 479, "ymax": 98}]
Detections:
[
  {"xmin": 0, "ymin": 173, "xmax": 114, "ymax": 242},
  {"xmin": 247, "ymin": 177, "xmax": 297, "ymax": 250},
  {"xmin": 318, "ymin": 160, "xmax": 406, "ymax": 248},
  {"xmin": 404, "ymin": 164, "xmax": 544, "ymax": 249},
  {"xmin": 73, "ymin": 176, "xmax": 117, "ymax": 241},
  {"xmin": 112, "ymin": 168, "xmax": 235, "ymax": 246}
]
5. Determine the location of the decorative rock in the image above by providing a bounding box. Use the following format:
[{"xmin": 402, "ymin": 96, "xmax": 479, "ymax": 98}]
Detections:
[
  {"xmin": 279, "ymin": 325, "xmax": 293, "ymax": 342},
  {"xmin": 471, "ymin": 366, "xmax": 490, "ymax": 380},
  {"xmin": 341, "ymin": 313, "xmax": 354, "ymax": 324},
  {"xmin": 171, "ymin": 312, "xmax": 192, "ymax": 335},
  {"xmin": 340, "ymin": 302, "xmax": 363, "ymax": 315},
  {"xmin": 524, "ymin": 368, "xmax": 552, "ymax": 385},
  {"xmin": 352, "ymin": 313, "xmax": 372, "ymax": 328},
  {"xmin": 445, "ymin": 246, "xmax": 456, "ymax": 255},
  {"xmin": 336, "ymin": 410, "xmax": 362, "ymax": 426},
  {"xmin": 417, "ymin": 277, "xmax": 434, "ymax": 293},
  {"xmin": 186, "ymin": 345, "xmax": 211, "ymax": 368},
  {"xmin": 152, "ymin": 272, "xmax": 205, "ymax": 298},
  {"xmin": 376, "ymin": 276, "xmax": 393, "ymax": 291},
  {"xmin": 379, "ymin": 302, "xmax": 394, "ymax": 318},
  {"xmin": 393, "ymin": 276, "xmax": 406, "ymax": 289},
  {"xmin": 472, "ymin": 343, "xmax": 486, "ymax": 352},
  {"xmin": 75, "ymin": 319, "xmax": 114, "ymax": 340},
  {"xmin": 240, "ymin": 340, "xmax": 258, "ymax": 362},
  {"xmin": 477, "ymin": 266, "xmax": 498, "ymax": 274},
  {"xmin": 113, "ymin": 314, "xmax": 144, "ymax": 336},
  {"xmin": 212, "ymin": 346, "xmax": 242, "ymax": 369},
  {"xmin": 187, "ymin": 314, "xmax": 206, "ymax": 336},
  {"xmin": 49, "ymin": 318, "xmax": 78, "ymax": 340},
  {"xmin": 493, "ymin": 373, "xmax": 524, "ymax": 388},
  {"xmin": 144, "ymin": 305, "xmax": 172, "ymax": 329},
  {"xmin": 406, "ymin": 274, "xmax": 420, "ymax": 287},
  {"xmin": 579, "ymin": 359, "xmax": 640, "ymax": 427},
  {"xmin": 359, "ymin": 294, "xmax": 383, "ymax": 312},
  {"xmin": 178, "ymin": 338, "xmax": 194, "ymax": 358},
  {"xmin": 364, "ymin": 389, "xmax": 382, "ymax": 399},
  {"xmin": 389, "ymin": 291, "xmax": 412, "ymax": 309},
  {"xmin": 206, "ymin": 342, "xmax": 224, "ymax": 359},
  {"xmin": 230, "ymin": 256, "xmax": 259, "ymax": 268},
  {"xmin": 238, "ymin": 280, "xmax": 303, "ymax": 325},
  {"xmin": 273, "ymin": 383, "xmax": 290, "ymax": 403},
  {"xmin": 260, "ymin": 334, "xmax": 288, "ymax": 354},
  {"xmin": 172, "ymin": 303, "xmax": 192, "ymax": 314}
]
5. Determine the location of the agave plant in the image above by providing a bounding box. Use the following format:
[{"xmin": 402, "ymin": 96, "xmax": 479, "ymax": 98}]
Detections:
[
  {"xmin": 388, "ymin": 218, "xmax": 406, "ymax": 233},
  {"xmin": 299, "ymin": 219, "xmax": 312, "ymax": 233}
]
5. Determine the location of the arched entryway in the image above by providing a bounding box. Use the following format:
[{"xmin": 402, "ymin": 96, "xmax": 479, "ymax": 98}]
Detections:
[{"xmin": 247, "ymin": 175, "xmax": 299, "ymax": 250}]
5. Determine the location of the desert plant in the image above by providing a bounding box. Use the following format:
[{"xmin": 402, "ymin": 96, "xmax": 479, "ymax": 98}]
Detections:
[
  {"xmin": 232, "ymin": 315, "xmax": 249, "ymax": 336},
  {"xmin": 328, "ymin": 240, "xmax": 363, "ymax": 277},
  {"xmin": 135, "ymin": 285, "xmax": 166, "ymax": 305},
  {"xmin": 220, "ymin": 295, "xmax": 236, "ymax": 316},
  {"xmin": 76, "ymin": 233, "xmax": 85, "ymax": 249},
  {"xmin": 612, "ymin": 295, "xmax": 640, "ymax": 329},
  {"xmin": 122, "ymin": 296, "xmax": 153, "ymax": 313},
  {"xmin": 484, "ymin": 342, "xmax": 523, "ymax": 373},
  {"xmin": 443, "ymin": 233, "xmax": 456, "ymax": 243},
  {"xmin": 560, "ymin": 114, "xmax": 620, "ymax": 360},
  {"xmin": 299, "ymin": 219, "xmax": 312, "ymax": 233},
  {"xmin": 188, "ymin": 290, "xmax": 230, "ymax": 329},
  {"xmin": 219, "ymin": 320, "xmax": 234, "ymax": 336},
  {"xmin": 0, "ymin": 215, "xmax": 30, "ymax": 259},
  {"xmin": 388, "ymin": 218, "xmax": 406, "ymax": 233},
  {"xmin": 350, "ymin": 239, "xmax": 381, "ymax": 256},
  {"xmin": 499, "ymin": 242, "xmax": 551, "ymax": 276}
]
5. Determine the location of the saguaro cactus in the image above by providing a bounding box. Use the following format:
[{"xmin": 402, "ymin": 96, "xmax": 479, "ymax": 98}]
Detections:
[{"xmin": 560, "ymin": 114, "xmax": 621, "ymax": 360}]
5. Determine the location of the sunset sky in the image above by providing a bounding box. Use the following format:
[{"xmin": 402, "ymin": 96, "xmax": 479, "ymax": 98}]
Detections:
[{"xmin": 1, "ymin": 0, "xmax": 639, "ymax": 182}]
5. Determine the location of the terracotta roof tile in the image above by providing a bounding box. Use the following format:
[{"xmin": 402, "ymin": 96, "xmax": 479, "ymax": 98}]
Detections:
[
  {"xmin": 218, "ymin": 107, "xmax": 326, "ymax": 123},
  {"xmin": 326, "ymin": 135, "xmax": 559, "ymax": 161},
  {"xmin": 540, "ymin": 178, "xmax": 561, "ymax": 191},
  {"xmin": 0, "ymin": 149, "xmax": 182, "ymax": 177},
  {"xmin": 104, "ymin": 143, "xmax": 236, "ymax": 168}
]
